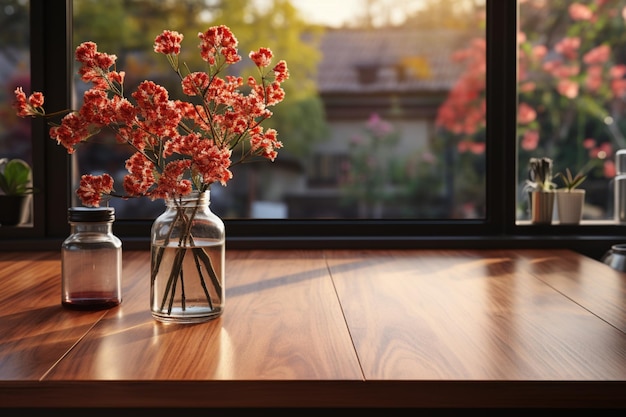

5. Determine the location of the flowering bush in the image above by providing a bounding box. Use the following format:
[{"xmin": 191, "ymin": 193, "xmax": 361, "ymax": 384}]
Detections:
[
  {"xmin": 14, "ymin": 25, "xmax": 289, "ymax": 207},
  {"xmin": 436, "ymin": 1, "xmax": 626, "ymax": 219}
]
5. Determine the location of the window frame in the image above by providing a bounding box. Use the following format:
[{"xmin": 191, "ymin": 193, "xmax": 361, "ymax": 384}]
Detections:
[{"xmin": 1, "ymin": 0, "xmax": 624, "ymax": 260}]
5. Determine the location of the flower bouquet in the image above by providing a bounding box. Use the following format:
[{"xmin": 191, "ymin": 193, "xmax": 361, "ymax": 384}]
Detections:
[{"xmin": 15, "ymin": 25, "xmax": 289, "ymax": 322}]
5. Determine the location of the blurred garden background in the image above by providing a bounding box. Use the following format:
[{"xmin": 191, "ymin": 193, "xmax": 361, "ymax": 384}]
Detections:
[{"xmin": 2, "ymin": 0, "xmax": 625, "ymax": 222}]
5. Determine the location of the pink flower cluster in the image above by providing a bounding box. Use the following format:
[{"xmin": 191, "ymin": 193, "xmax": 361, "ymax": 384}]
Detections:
[
  {"xmin": 435, "ymin": 38, "xmax": 486, "ymax": 137},
  {"xmin": 14, "ymin": 25, "xmax": 289, "ymax": 207},
  {"xmin": 436, "ymin": 0, "xmax": 626, "ymax": 172},
  {"xmin": 514, "ymin": 2, "xmax": 626, "ymax": 162}
]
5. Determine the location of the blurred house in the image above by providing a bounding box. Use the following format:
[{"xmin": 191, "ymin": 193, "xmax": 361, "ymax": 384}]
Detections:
[{"xmin": 285, "ymin": 27, "xmax": 467, "ymax": 218}]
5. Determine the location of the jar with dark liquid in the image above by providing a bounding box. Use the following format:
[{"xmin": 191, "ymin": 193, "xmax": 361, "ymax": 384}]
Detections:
[{"xmin": 62, "ymin": 207, "xmax": 122, "ymax": 310}]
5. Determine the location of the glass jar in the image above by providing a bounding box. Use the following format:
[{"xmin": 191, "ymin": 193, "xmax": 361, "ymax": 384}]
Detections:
[
  {"xmin": 151, "ymin": 191, "xmax": 225, "ymax": 323},
  {"xmin": 61, "ymin": 207, "xmax": 122, "ymax": 310},
  {"xmin": 601, "ymin": 243, "xmax": 626, "ymax": 272},
  {"xmin": 615, "ymin": 150, "xmax": 626, "ymax": 223}
]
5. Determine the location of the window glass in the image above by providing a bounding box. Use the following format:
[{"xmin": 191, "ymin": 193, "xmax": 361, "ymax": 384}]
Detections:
[
  {"xmin": 517, "ymin": 0, "xmax": 626, "ymax": 222},
  {"xmin": 71, "ymin": 0, "xmax": 486, "ymax": 220},
  {"xmin": 0, "ymin": 0, "xmax": 31, "ymax": 228},
  {"xmin": 0, "ymin": 1, "xmax": 31, "ymax": 171}
]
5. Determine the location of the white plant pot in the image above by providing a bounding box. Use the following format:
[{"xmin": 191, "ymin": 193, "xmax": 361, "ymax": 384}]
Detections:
[{"xmin": 556, "ymin": 189, "xmax": 585, "ymax": 224}]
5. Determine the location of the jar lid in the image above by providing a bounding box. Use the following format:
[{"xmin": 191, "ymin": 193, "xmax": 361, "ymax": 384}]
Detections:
[
  {"xmin": 610, "ymin": 243, "xmax": 626, "ymax": 255},
  {"xmin": 68, "ymin": 207, "xmax": 115, "ymax": 222}
]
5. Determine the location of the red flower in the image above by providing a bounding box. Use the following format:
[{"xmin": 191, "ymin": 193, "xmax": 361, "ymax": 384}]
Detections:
[
  {"xmin": 77, "ymin": 174, "xmax": 114, "ymax": 207},
  {"xmin": 14, "ymin": 25, "xmax": 288, "ymax": 207},
  {"xmin": 154, "ymin": 30, "xmax": 184, "ymax": 55}
]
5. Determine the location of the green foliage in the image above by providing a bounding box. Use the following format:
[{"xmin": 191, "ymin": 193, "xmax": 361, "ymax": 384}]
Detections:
[
  {"xmin": 555, "ymin": 156, "xmax": 601, "ymax": 191},
  {"xmin": 72, "ymin": 0, "xmax": 329, "ymax": 157},
  {"xmin": 0, "ymin": 158, "xmax": 36, "ymax": 196},
  {"xmin": 556, "ymin": 168, "xmax": 587, "ymax": 191},
  {"xmin": 267, "ymin": 96, "xmax": 329, "ymax": 157},
  {"xmin": 73, "ymin": 0, "xmax": 142, "ymax": 52},
  {"xmin": 201, "ymin": 0, "xmax": 328, "ymax": 155}
]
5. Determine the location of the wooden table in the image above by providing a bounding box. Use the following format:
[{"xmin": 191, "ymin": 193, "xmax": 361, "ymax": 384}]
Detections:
[{"xmin": 1, "ymin": 249, "xmax": 626, "ymax": 409}]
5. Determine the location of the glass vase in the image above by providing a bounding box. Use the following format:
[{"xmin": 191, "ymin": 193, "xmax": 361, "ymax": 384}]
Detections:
[{"xmin": 150, "ymin": 191, "xmax": 225, "ymax": 323}]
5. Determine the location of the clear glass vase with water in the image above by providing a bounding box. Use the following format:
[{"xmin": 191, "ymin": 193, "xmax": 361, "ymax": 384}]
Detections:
[{"xmin": 150, "ymin": 191, "xmax": 225, "ymax": 323}]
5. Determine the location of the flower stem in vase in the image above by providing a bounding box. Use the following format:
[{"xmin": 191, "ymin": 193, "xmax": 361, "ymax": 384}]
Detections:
[{"xmin": 150, "ymin": 192, "xmax": 225, "ymax": 323}]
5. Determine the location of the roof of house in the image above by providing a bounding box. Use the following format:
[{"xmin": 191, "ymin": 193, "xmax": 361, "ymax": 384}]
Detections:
[{"xmin": 316, "ymin": 27, "xmax": 469, "ymax": 94}]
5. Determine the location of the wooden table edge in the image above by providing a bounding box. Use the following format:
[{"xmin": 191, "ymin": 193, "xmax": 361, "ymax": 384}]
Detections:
[{"xmin": 1, "ymin": 380, "xmax": 626, "ymax": 408}]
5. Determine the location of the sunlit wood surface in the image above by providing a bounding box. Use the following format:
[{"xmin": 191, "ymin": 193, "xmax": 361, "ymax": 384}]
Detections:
[{"xmin": 1, "ymin": 249, "xmax": 625, "ymax": 408}]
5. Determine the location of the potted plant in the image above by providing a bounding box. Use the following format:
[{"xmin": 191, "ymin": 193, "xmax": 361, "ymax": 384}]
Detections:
[
  {"xmin": 0, "ymin": 158, "xmax": 36, "ymax": 226},
  {"xmin": 555, "ymin": 167, "xmax": 587, "ymax": 225},
  {"xmin": 525, "ymin": 157, "xmax": 556, "ymax": 224}
]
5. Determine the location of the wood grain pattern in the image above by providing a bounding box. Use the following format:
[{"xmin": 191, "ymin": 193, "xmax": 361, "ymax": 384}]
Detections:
[
  {"xmin": 0, "ymin": 252, "xmax": 107, "ymax": 380},
  {"xmin": 326, "ymin": 249, "xmax": 626, "ymax": 380},
  {"xmin": 43, "ymin": 250, "xmax": 361, "ymax": 381},
  {"xmin": 1, "ymin": 248, "xmax": 625, "ymax": 408},
  {"xmin": 515, "ymin": 250, "xmax": 626, "ymax": 333}
]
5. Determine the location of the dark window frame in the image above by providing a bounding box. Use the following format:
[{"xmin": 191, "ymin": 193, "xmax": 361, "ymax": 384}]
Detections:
[{"xmin": 1, "ymin": 0, "xmax": 624, "ymax": 260}]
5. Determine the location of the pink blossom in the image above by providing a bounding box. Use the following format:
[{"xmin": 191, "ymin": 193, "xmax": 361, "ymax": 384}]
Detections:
[
  {"xmin": 13, "ymin": 25, "xmax": 288, "ymax": 206},
  {"xmin": 152, "ymin": 160, "xmax": 194, "ymax": 199},
  {"xmin": 250, "ymin": 128, "xmax": 283, "ymax": 161},
  {"xmin": 249, "ymin": 47, "xmax": 273, "ymax": 68},
  {"xmin": 49, "ymin": 112, "xmax": 92, "ymax": 153},
  {"xmin": 198, "ymin": 25, "xmax": 241, "ymax": 65},
  {"xmin": 569, "ymin": 3, "xmax": 594, "ymax": 21},
  {"xmin": 519, "ymin": 81, "xmax": 536, "ymax": 93},
  {"xmin": 181, "ymin": 72, "xmax": 210, "ymax": 96},
  {"xmin": 610, "ymin": 65, "xmax": 626, "ymax": 79},
  {"xmin": 13, "ymin": 87, "xmax": 44, "ymax": 117},
  {"xmin": 517, "ymin": 102, "xmax": 536, "ymax": 124},
  {"xmin": 611, "ymin": 78, "xmax": 626, "ymax": 98},
  {"xmin": 557, "ymin": 79, "xmax": 579, "ymax": 98},
  {"xmin": 80, "ymin": 88, "xmax": 117, "ymax": 126},
  {"xmin": 532, "ymin": 45, "xmax": 548, "ymax": 62},
  {"xmin": 123, "ymin": 152, "xmax": 155, "ymax": 196},
  {"xmin": 583, "ymin": 45, "xmax": 611, "ymax": 65},
  {"xmin": 77, "ymin": 174, "xmax": 114, "ymax": 207},
  {"xmin": 265, "ymin": 82, "xmax": 286, "ymax": 106},
  {"xmin": 436, "ymin": 37, "xmax": 486, "ymax": 135},
  {"xmin": 75, "ymin": 41, "xmax": 117, "ymax": 85},
  {"xmin": 605, "ymin": 160, "xmax": 616, "ymax": 178},
  {"xmin": 366, "ymin": 113, "xmax": 393, "ymax": 137},
  {"xmin": 555, "ymin": 37, "xmax": 581, "ymax": 60},
  {"xmin": 154, "ymin": 30, "xmax": 183, "ymax": 55},
  {"xmin": 273, "ymin": 60, "xmax": 290, "ymax": 82},
  {"xmin": 469, "ymin": 142, "xmax": 485, "ymax": 155},
  {"xmin": 583, "ymin": 138, "xmax": 596, "ymax": 149},
  {"xmin": 585, "ymin": 65, "xmax": 603, "ymax": 92},
  {"xmin": 521, "ymin": 130, "xmax": 539, "ymax": 151}
]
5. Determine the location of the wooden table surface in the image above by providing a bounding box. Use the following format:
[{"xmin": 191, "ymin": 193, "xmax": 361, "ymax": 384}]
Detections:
[{"xmin": 1, "ymin": 249, "xmax": 625, "ymax": 409}]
